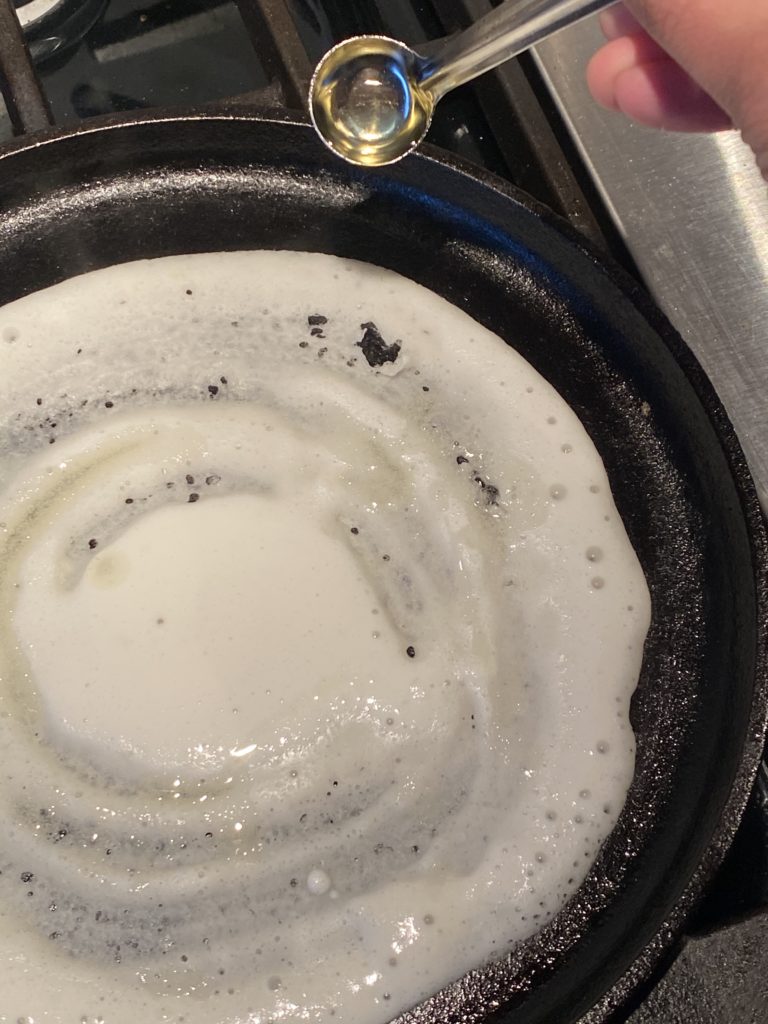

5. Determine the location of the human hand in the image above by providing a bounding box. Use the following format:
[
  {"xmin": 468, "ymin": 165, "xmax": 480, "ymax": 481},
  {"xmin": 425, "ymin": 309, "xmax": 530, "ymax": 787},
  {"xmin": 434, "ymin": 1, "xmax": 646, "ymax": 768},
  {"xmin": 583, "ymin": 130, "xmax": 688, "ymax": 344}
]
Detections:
[{"xmin": 587, "ymin": 1, "xmax": 768, "ymax": 180}]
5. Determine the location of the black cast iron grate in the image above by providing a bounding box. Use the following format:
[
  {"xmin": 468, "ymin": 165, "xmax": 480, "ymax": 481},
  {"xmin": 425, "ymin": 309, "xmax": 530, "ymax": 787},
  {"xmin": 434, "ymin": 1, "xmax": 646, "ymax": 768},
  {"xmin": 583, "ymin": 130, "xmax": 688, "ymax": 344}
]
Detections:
[
  {"xmin": 0, "ymin": 0, "xmax": 54, "ymax": 133},
  {"xmin": 0, "ymin": 0, "xmax": 628, "ymax": 257}
]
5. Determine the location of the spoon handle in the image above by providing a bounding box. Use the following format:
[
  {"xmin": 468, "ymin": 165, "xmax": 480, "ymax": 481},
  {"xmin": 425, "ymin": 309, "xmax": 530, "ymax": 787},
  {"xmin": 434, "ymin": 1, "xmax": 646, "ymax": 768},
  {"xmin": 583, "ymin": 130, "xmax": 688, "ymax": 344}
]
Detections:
[{"xmin": 420, "ymin": 0, "xmax": 613, "ymax": 98}]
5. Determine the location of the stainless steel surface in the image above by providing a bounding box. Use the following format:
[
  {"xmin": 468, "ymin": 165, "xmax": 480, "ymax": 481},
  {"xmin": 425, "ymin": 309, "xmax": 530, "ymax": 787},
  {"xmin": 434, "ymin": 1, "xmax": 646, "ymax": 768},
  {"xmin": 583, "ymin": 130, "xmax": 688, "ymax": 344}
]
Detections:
[
  {"xmin": 15, "ymin": 0, "xmax": 67, "ymax": 29},
  {"xmin": 534, "ymin": 18, "xmax": 768, "ymax": 502}
]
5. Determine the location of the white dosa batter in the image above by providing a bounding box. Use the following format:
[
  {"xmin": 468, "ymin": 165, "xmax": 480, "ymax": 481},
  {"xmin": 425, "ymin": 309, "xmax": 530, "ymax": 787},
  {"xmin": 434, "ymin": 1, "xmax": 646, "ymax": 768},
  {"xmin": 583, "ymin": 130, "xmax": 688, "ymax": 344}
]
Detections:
[{"xmin": 0, "ymin": 251, "xmax": 650, "ymax": 1024}]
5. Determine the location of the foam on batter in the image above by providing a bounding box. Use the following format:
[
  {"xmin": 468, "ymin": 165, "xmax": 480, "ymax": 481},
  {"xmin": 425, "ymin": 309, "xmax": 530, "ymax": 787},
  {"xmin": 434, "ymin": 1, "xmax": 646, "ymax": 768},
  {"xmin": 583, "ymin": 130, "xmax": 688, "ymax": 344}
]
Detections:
[{"xmin": 0, "ymin": 251, "xmax": 650, "ymax": 1024}]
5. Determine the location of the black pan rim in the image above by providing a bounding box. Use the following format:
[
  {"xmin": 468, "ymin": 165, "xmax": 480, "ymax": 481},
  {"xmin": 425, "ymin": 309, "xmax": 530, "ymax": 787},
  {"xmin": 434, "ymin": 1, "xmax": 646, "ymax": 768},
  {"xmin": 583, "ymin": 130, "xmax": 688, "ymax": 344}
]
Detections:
[{"xmin": 0, "ymin": 107, "xmax": 766, "ymax": 1021}]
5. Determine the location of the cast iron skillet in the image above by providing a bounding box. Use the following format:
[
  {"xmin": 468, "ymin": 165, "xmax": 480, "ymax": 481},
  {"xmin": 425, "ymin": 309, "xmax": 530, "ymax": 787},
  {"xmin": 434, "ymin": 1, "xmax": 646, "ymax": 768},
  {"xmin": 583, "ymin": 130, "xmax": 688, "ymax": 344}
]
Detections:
[{"xmin": 0, "ymin": 109, "xmax": 765, "ymax": 1024}]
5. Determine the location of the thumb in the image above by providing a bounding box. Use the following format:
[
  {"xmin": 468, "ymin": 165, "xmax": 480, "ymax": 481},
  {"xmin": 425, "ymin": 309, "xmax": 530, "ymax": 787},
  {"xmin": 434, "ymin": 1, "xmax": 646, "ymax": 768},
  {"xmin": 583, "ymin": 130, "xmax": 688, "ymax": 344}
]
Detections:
[{"xmin": 623, "ymin": 0, "xmax": 768, "ymax": 177}]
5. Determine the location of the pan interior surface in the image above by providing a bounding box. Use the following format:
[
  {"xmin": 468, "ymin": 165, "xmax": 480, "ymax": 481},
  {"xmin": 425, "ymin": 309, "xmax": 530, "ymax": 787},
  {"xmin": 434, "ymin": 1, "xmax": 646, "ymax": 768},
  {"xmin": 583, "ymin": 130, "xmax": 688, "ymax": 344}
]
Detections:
[
  {"xmin": 0, "ymin": 249, "xmax": 649, "ymax": 1024},
  {"xmin": 0, "ymin": 115, "xmax": 764, "ymax": 1024}
]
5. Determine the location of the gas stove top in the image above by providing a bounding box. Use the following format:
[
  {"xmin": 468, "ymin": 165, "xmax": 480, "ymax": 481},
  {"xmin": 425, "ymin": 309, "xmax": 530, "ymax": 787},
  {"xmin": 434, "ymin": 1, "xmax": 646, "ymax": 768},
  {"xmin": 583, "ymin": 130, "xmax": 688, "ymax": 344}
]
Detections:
[
  {"xmin": 1, "ymin": 1, "xmax": 767, "ymax": 1020},
  {"xmin": 2, "ymin": 0, "xmax": 634, "ymax": 253}
]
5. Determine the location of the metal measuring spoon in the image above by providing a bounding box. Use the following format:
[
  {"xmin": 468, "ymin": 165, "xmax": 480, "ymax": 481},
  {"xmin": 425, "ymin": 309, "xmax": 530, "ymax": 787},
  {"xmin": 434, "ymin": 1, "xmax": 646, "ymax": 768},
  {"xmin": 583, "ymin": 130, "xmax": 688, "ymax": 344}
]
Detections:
[{"xmin": 309, "ymin": 0, "xmax": 612, "ymax": 166}]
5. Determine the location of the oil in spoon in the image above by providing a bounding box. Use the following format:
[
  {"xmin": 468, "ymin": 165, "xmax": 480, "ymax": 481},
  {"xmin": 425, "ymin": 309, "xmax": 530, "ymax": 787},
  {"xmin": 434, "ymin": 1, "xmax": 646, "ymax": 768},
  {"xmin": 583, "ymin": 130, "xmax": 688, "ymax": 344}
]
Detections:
[
  {"xmin": 309, "ymin": 37, "xmax": 433, "ymax": 166},
  {"xmin": 310, "ymin": 2, "xmax": 615, "ymax": 166}
]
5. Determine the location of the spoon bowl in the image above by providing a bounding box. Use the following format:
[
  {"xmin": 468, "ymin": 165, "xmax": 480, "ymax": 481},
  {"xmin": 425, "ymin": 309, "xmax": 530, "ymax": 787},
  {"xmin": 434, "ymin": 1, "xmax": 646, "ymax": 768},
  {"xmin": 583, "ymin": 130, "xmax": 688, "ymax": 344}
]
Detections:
[
  {"xmin": 309, "ymin": 1, "xmax": 614, "ymax": 166},
  {"xmin": 309, "ymin": 36, "xmax": 435, "ymax": 166}
]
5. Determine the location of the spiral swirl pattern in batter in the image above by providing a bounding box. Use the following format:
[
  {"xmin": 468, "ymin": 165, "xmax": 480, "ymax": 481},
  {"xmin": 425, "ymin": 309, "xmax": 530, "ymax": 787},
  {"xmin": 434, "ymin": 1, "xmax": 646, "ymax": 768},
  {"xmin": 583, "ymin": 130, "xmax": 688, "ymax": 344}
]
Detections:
[{"xmin": 0, "ymin": 251, "xmax": 649, "ymax": 1024}]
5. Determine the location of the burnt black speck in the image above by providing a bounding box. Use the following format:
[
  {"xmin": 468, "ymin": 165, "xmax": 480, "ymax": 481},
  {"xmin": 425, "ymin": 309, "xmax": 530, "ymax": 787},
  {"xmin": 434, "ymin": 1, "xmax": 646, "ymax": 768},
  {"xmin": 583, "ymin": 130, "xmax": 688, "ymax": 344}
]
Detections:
[
  {"xmin": 473, "ymin": 475, "xmax": 500, "ymax": 506},
  {"xmin": 88, "ymin": 538, "xmax": 98, "ymax": 550},
  {"xmin": 308, "ymin": 314, "xmax": 328, "ymax": 326},
  {"xmin": 105, "ymin": 400, "xmax": 114, "ymax": 409},
  {"xmin": 357, "ymin": 322, "xmax": 401, "ymax": 368},
  {"xmin": 188, "ymin": 493, "xmax": 200, "ymax": 503},
  {"xmin": 208, "ymin": 385, "xmax": 219, "ymax": 397},
  {"xmin": 406, "ymin": 646, "xmax": 416, "ymax": 659},
  {"xmin": 20, "ymin": 871, "xmax": 33, "ymax": 883}
]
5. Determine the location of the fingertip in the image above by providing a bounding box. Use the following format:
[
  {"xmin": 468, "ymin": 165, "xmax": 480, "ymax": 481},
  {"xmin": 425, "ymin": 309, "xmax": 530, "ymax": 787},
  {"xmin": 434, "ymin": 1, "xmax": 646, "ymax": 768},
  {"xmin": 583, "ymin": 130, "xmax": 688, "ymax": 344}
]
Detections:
[
  {"xmin": 587, "ymin": 33, "xmax": 733, "ymax": 134},
  {"xmin": 586, "ymin": 49, "xmax": 620, "ymax": 111},
  {"xmin": 586, "ymin": 35, "xmax": 661, "ymax": 112},
  {"xmin": 612, "ymin": 61, "xmax": 733, "ymax": 132},
  {"xmin": 598, "ymin": 3, "xmax": 643, "ymax": 41}
]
